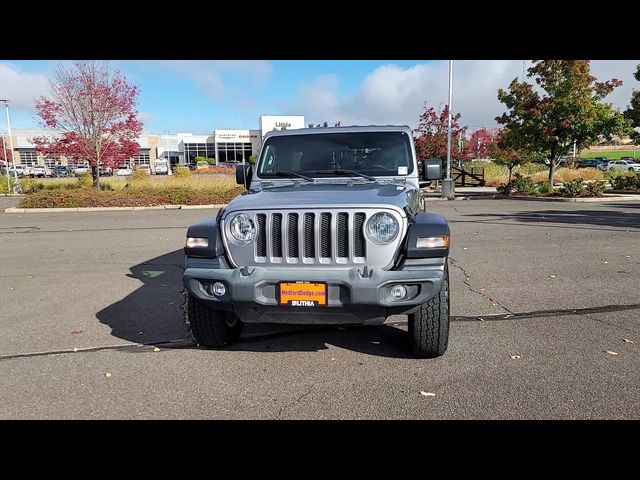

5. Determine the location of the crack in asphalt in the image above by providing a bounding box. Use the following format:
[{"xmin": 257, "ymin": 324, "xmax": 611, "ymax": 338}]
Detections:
[
  {"xmin": 0, "ymin": 338, "xmax": 193, "ymax": 363},
  {"xmin": 449, "ymin": 219, "xmax": 640, "ymax": 234},
  {"xmin": 0, "ymin": 226, "xmax": 191, "ymax": 235},
  {"xmin": 274, "ymin": 384, "xmax": 315, "ymax": 420},
  {"xmin": 449, "ymin": 256, "xmax": 515, "ymax": 314},
  {"xmin": 448, "ymin": 302, "xmax": 640, "ymax": 323},
  {"xmin": 2, "ymin": 305, "xmax": 638, "ymax": 363}
]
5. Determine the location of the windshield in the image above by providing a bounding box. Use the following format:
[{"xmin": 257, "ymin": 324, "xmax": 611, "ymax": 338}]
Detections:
[{"xmin": 257, "ymin": 131, "xmax": 414, "ymax": 178}]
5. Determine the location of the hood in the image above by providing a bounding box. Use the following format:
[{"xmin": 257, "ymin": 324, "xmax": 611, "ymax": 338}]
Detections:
[{"xmin": 223, "ymin": 181, "xmax": 418, "ymax": 218}]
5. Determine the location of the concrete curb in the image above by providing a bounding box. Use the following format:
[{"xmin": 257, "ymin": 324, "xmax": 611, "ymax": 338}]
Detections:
[
  {"xmin": 494, "ymin": 194, "xmax": 640, "ymax": 203},
  {"xmin": 4, "ymin": 204, "xmax": 228, "ymax": 213}
]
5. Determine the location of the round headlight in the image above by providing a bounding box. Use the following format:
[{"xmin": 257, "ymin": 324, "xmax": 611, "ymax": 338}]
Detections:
[
  {"xmin": 229, "ymin": 213, "xmax": 256, "ymax": 243},
  {"xmin": 366, "ymin": 212, "xmax": 399, "ymax": 244}
]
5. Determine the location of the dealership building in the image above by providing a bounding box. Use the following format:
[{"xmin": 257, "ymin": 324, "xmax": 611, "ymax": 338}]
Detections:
[{"xmin": 2, "ymin": 115, "xmax": 305, "ymax": 173}]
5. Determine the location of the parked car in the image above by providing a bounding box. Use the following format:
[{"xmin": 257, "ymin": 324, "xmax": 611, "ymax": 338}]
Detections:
[
  {"xmin": 13, "ymin": 165, "xmax": 31, "ymax": 176},
  {"xmin": 116, "ymin": 166, "xmax": 132, "ymax": 176},
  {"xmin": 73, "ymin": 164, "xmax": 90, "ymax": 175},
  {"xmin": 620, "ymin": 156, "xmax": 640, "ymax": 164},
  {"xmin": 30, "ymin": 165, "xmax": 54, "ymax": 178},
  {"xmin": 557, "ymin": 157, "xmax": 574, "ymax": 167},
  {"xmin": 154, "ymin": 159, "xmax": 169, "ymax": 175},
  {"xmin": 531, "ymin": 157, "xmax": 551, "ymax": 165},
  {"xmin": 52, "ymin": 165, "xmax": 69, "ymax": 177},
  {"xmin": 607, "ymin": 160, "xmax": 640, "ymax": 172},
  {"xmin": 578, "ymin": 159, "xmax": 604, "ymax": 169},
  {"xmin": 195, "ymin": 160, "xmax": 210, "ymax": 170},
  {"xmin": 98, "ymin": 166, "xmax": 113, "ymax": 176}
]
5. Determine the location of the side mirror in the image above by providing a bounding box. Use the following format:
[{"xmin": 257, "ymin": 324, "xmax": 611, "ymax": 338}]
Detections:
[
  {"xmin": 423, "ymin": 158, "xmax": 442, "ymax": 180},
  {"xmin": 236, "ymin": 163, "xmax": 253, "ymax": 186}
]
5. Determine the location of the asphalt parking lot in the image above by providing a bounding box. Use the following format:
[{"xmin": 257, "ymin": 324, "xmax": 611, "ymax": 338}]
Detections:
[{"xmin": 0, "ymin": 196, "xmax": 638, "ymax": 419}]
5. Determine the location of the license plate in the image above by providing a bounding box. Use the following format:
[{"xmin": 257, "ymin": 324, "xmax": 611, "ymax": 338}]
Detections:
[{"xmin": 278, "ymin": 282, "xmax": 327, "ymax": 307}]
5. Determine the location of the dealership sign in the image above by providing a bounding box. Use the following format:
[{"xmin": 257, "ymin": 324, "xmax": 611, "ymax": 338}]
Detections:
[{"xmin": 260, "ymin": 115, "xmax": 305, "ymax": 137}]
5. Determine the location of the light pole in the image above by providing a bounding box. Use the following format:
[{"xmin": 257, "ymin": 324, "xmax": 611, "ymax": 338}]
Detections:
[
  {"xmin": 165, "ymin": 128, "xmax": 169, "ymax": 164},
  {"xmin": 2, "ymin": 131, "xmax": 9, "ymax": 192},
  {"xmin": 1, "ymin": 100, "xmax": 18, "ymax": 192},
  {"xmin": 442, "ymin": 60, "xmax": 455, "ymax": 199}
]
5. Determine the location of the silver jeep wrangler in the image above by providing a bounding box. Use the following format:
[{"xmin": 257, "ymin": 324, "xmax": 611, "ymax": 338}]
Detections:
[{"xmin": 183, "ymin": 125, "xmax": 450, "ymax": 357}]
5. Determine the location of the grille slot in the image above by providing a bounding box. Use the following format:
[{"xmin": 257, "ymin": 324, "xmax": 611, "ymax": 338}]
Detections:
[
  {"xmin": 337, "ymin": 213, "xmax": 349, "ymax": 258},
  {"xmin": 271, "ymin": 213, "xmax": 282, "ymax": 257},
  {"xmin": 354, "ymin": 212, "xmax": 366, "ymax": 258},
  {"xmin": 287, "ymin": 213, "xmax": 299, "ymax": 258},
  {"xmin": 320, "ymin": 213, "xmax": 332, "ymax": 258},
  {"xmin": 304, "ymin": 213, "xmax": 315, "ymax": 258},
  {"xmin": 256, "ymin": 214, "xmax": 266, "ymax": 257}
]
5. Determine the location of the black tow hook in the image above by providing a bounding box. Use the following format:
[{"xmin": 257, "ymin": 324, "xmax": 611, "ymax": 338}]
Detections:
[
  {"xmin": 240, "ymin": 266, "xmax": 255, "ymax": 277},
  {"xmin": 359, "ymin": 266, "xmax": 373, "ymax": 278}
]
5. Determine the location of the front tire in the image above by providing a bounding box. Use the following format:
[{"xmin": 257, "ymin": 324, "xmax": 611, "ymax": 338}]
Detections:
[
  {"xmin": 408, "ymin": 262, "xmax": 450, "ymax": 358},
  {"xmin": 187, "ymin": 293, "xmax": 244, "ymax": 348}
]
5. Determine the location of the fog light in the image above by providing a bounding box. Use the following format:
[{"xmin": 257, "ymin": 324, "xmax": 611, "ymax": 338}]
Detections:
[
  {"xmin": 211, "ymin": 282, "xmax": 226, "ymax": 296},
  {"xmin": 391, "ymin": 285, "xmax": 407, "ymax": 300}
]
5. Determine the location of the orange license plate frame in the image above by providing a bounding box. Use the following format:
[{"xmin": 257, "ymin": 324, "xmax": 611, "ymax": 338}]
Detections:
[{"xmin": 278, "ymin": 281, "xmax": 327, "ymax": 307}]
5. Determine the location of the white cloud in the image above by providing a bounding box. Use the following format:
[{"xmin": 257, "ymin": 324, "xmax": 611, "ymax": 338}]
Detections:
[
  {"xmin": 158, "ymin": 60, "xmax": 273, "ymax": 99},
  {"xmin": 0, "ymin": 62, "xmax": 49, "ymax": 110},
  {"xmin": 591, "ymin": 60, "xmax": 640, "ymax": 110},
  {"xmin": 292, "ymin": 60, "xmax": 640, "ymax": 131}
]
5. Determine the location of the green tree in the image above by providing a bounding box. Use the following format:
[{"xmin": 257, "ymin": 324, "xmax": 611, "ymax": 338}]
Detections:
[
  {"xmin": 623, "ymin": 64, "xmax": 640, "ymax": 143},
  {"xmin": 496, "ymin": 60, "xmax": 631, "ymax": 185},
  {"xmin": 206, "ymin": 157, "xmax": 216, "ymax": 165},
  {"xmin": 486, "ymin": 128, "xmax": 532, "ymax": 185}
]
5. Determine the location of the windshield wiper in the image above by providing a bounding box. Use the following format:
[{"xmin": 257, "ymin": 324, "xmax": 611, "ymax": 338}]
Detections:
[
  {"xmin": 312, "ymin": 169, "xmax": 376, "ymax": 181},
  {"xmin": 273, "ymin": 171, "xmax": 315, "ymax": 183}
]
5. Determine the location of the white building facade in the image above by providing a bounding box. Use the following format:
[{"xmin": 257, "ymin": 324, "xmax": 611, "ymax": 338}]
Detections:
[{"xmin": 3, "ymin": 115, "xmax": 306, "ymax": 171}]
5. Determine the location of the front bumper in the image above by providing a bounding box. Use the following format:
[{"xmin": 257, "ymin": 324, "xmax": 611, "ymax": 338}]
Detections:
[{"xmin": 183, "ymin": 259, "xmax": 445, "ymax": 324}]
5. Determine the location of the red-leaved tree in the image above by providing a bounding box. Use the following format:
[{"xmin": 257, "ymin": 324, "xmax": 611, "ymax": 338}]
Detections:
[
  {"xmin": 468, "ymin": 128, "xmax": 497, "ymax": 159},
  {"xmin": 32, "ymin": 61, "xmax": 143, "ymax": 189},
  {"xmin": 0, "ymin": 136, "xmax": 13, "ymax": 166},
  {"xmin": 414, "ymin": 104, "xmax": 471, "ymax": 174}
]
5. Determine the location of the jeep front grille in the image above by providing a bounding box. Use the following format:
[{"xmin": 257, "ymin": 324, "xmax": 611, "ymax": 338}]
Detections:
[{"xmin": 222, "ymin": 208, "xmax": 405, "ymax": 269}]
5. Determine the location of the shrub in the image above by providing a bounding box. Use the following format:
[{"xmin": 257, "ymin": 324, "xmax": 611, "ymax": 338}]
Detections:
[
  {"xmin": 0, "ymin": 174, "xmax": 15, "ymax": 195},
  {"xmin": 560, "ymin": 179, "xmax": 585, "ymax": 197},
  {"xmin": 192, "ymin": 165, "xmax": 235, "ymax": 175},
  {"xmin": 513, "ymin": 173, "xmax": 535, "ymax": 193},
  {"xmin": 497, "ymin": 173, "xmax": 535, "ymax": 195},
  {"xmin": 132, "ymin": 169, "xmax": 150, "ymax": 183},
  {"xmin": 44, "ymin": 180, "xmax": 80, "ymax": 190},
  {"xmin": 537, "ymin": 181, "xmax": 553, "ymax": 194},
  {"xmin": 174, "ymin": 166, "xmax": 192, "ymax": 178},
  {"xmin": 19, "ymin": 178, "xmax": 45, "ymax": 194},
  {"xmin": 206, "ymin": 158, "xmax": 216, "ymax": 165},
  {"xmin": 18, "ymin": 184, "xmax": 245, "ymax": 208},
  {"xmin": 76, "ymin": 173, "xmax": 93, "ymax": 188},
  {"xmin": 249, "ymin": 154, "xmax": 257, "ymax": 165},
  {"xmin": 497, "ymin": 182, "xmax": 513, "ymax": 195},
  {"xmin": 584, "ymin": 180, "xmax": 607, "ymax": 197},
  {"xmin": 610, "ymin": 173, "xmax": 640, "ymax": 191}
]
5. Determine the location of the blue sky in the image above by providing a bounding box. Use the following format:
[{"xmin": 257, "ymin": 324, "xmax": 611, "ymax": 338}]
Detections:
[{"xmin": 1, "ymin": 60, "xmax": 638, "ymax": 135}]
